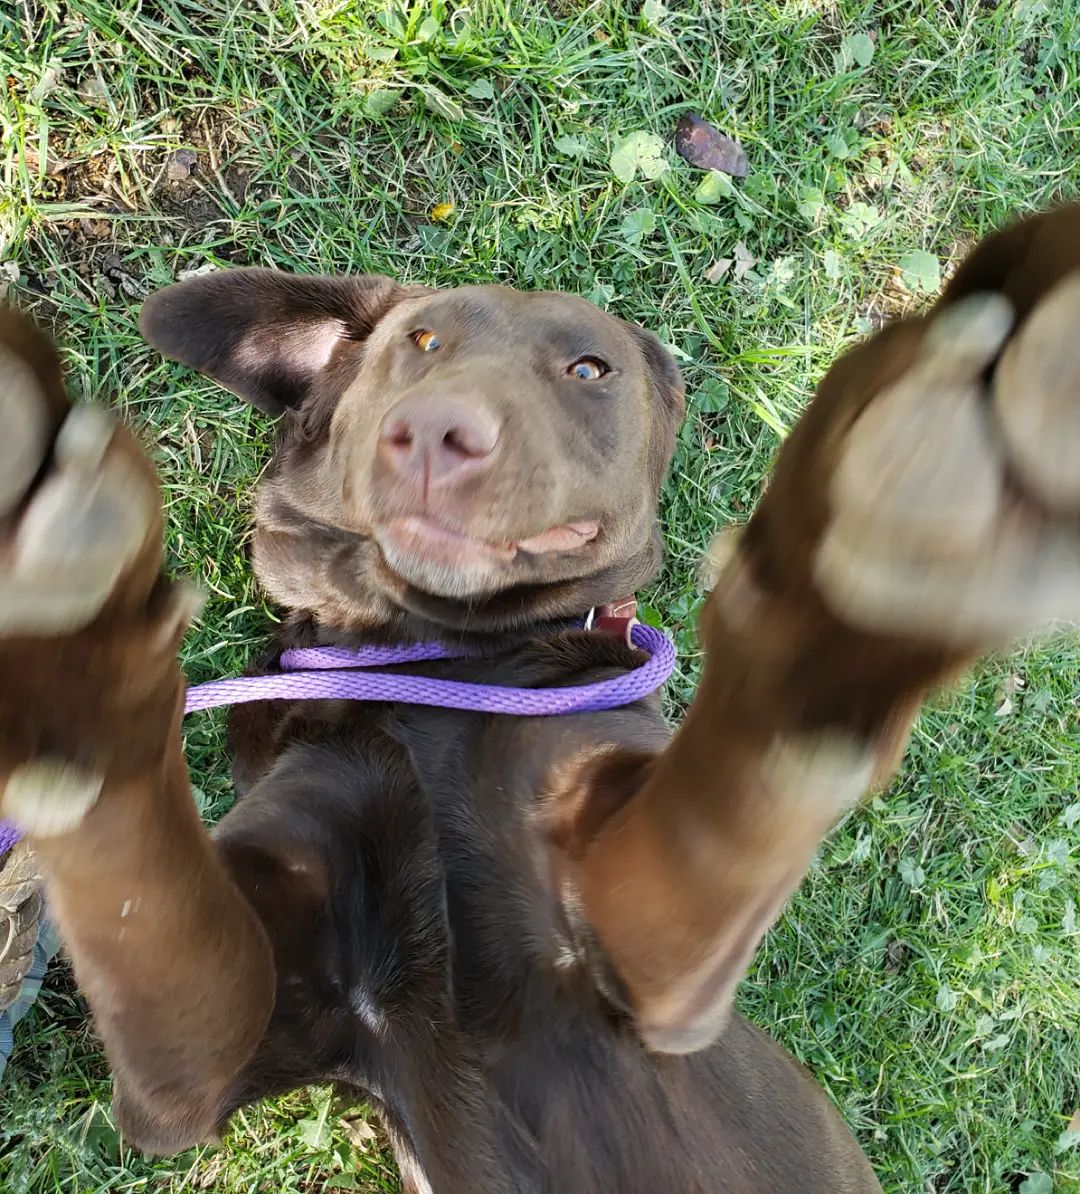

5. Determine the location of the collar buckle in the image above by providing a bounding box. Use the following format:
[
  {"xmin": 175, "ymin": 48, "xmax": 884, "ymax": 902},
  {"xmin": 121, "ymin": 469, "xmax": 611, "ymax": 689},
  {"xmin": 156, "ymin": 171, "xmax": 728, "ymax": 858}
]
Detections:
[{"xmin": 584, "ymin": 597, "xmax": 639, "ymax": 647}]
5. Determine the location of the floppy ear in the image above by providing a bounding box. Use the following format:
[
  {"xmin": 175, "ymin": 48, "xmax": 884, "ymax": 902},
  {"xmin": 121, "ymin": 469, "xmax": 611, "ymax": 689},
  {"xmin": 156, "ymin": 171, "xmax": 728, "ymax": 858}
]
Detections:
[
  {"xmin": 628, "ymin": 324, "xmax": 686, "ymax": 416},
  {"xmin": 139, "ymin": 269, "xmax": 420, "ymax": 415},
  {"xmin": 622, "ymin": 323, "xmax": 686, "ymax": 489}
]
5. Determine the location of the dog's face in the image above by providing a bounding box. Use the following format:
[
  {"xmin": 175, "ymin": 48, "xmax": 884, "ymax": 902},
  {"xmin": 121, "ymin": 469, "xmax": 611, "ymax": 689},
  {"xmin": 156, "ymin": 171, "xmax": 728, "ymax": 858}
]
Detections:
[{"xmin": 141, "ymin": 271, "xmax": 684, "ymax": 633}]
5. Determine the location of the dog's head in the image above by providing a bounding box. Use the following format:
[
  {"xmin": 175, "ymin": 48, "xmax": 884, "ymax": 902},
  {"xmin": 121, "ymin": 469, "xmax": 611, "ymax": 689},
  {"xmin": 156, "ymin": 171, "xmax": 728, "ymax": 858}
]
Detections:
[{"xmin": 140, "ymin": 271, "xmax": 684, "ymax": 634}]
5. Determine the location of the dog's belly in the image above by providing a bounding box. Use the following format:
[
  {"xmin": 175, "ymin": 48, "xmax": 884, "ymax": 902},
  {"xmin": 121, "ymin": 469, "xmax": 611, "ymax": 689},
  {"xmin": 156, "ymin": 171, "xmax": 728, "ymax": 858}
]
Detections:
[{"xmin": 212, "ymin": 693, "xmax": 879, "ymax": 1193}]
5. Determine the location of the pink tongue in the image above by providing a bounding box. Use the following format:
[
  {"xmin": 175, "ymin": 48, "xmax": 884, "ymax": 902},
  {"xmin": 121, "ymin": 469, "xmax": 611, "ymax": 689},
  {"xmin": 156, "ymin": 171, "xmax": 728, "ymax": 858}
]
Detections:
[{"xmin": 516, "ymin": 521, "xmax": 599, "ymax": 554}]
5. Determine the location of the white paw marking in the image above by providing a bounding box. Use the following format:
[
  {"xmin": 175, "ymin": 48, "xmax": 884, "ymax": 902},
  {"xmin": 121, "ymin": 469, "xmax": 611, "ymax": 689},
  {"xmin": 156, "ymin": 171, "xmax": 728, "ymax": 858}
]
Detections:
[
  {"xmin": 994, "ymin": 272, "xmax": 1080, "ymax": 511},
  {"xmin": 699, "ymin": 527, "xmax": 742, "ymax": 593},
  {"xmin": 0, "ymin": 345, "xmax": 50, "ymax": 517},
  {"xmin": 149, "ymin": 580, "xmax": 205, "ymax": 653},
  {"xmin": 0, "ymin": 405, "xmax": 156, "ymax": 636},
  {"xmin": 2, "ymin": 757, "xmax": 104, "ymax": 837},
  {"xmin": 815, "ymin": 289, "xmax": 1080, "ymax": 646},
  {"xmin": 55, "ymin": 402, "xmax": 114, "ymax": 471},
  {"xmin": 829, "ymin": 293, "xmax": 1012, "ymax": 559},
  {"xmin": 760, "ymin": 731, "xmax": 876, "ymax": 819}
]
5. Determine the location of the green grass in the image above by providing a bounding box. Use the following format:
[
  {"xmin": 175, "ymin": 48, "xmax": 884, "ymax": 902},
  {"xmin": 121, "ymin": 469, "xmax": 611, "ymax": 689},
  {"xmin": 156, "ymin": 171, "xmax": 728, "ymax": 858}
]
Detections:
[{"xmin": 2, "ymin": 0, "xmax": 1079, "ymax": 1190}]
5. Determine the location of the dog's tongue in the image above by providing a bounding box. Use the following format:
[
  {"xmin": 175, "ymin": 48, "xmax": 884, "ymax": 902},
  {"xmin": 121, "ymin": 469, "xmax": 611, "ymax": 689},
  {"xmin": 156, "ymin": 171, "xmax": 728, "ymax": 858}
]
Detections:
[{"xmin": 516, "ymin": 521, "xmax": 599, "ymax": 554}]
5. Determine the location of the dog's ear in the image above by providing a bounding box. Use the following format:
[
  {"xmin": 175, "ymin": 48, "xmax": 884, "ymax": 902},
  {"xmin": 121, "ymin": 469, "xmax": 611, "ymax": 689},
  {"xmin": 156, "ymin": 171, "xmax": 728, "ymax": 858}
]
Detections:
[
  {"xmin": 139, "ymin": 268, "xmax": 421, "ymax": 415},
  {"xmin": 621, "ymin": 323, "xmax": 686, "ymax": 488},
  {"xmin": 627, "ymin": 324, "xmax": 686, "ymax": 417}
]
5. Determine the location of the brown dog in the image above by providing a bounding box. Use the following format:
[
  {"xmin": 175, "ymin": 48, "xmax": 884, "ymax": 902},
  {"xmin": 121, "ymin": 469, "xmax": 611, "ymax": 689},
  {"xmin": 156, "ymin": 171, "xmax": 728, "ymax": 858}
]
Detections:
[{"xmin": 1, "ymin": 203, "xmax": 1078, "ymax": 1191}]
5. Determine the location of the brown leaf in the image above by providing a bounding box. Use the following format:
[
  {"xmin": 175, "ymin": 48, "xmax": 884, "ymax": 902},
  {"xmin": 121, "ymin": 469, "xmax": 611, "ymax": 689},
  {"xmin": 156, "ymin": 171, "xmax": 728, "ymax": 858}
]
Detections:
[
  {"xmin": 674, "ymin": 113, "xmax": 749, "ymax": 178},
  {"xmin": 885, "ymin": 939, "xmax": 907, "ymax": 974},
  {"xmin": 30, "ymin": 63, "xmax": 64, "ymax": 104},
  {"xmin": 339, "ymin": 1115, "xmax": 377, "ymax": 1150},
  {"xmin": 703, "ymin": 258, "xmax": 732, "ymax": 283},
  {"xmin": 77, "ymin": 75, "xmax": 111, "ymax": 109},
  {"xmin": 166, "ymin": 148, "xmax": 198, "ymax": 181},
  {"xmin": 733, "ymin": 241, "xmax": 756, "ymax": 280},
  {"xmin": 1068, "ymin": 1108, "xmax": 1080, "ymax": 1133},
  {"xmin": 0, "ymin": 262, "xmax": 19, "ymax": 302},
  {"xmin": 101, "ymin": 253, "xmax": 148, "ymax": 299},
  {"xmin": 23, "ymin": 147, "xmax": 70, "ymax": 176}
]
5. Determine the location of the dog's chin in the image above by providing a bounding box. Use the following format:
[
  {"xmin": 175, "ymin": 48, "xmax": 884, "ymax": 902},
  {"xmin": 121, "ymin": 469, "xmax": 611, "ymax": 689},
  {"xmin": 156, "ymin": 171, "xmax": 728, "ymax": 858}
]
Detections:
[
  {"xmin": 373, "ymin": 517, "xmax": 514, "ymax": 600},
  {"xmin": 373, "ymin": 515, "xmax": 598, "ymax": 602}
]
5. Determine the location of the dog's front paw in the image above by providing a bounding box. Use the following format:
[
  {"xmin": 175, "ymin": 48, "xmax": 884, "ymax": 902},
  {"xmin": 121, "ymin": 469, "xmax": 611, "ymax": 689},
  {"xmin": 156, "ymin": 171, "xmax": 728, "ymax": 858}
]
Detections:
[
  {"xmin": 0, "ymin": 313, "xmax": 181, "ymax": 833},
  {"xmin": 814, "ymin": 275, "xmax": 1080, "ymax": 648},
  {"xmin": 0, "ymin": 339, "xmax": 158, "ymax": 638}
]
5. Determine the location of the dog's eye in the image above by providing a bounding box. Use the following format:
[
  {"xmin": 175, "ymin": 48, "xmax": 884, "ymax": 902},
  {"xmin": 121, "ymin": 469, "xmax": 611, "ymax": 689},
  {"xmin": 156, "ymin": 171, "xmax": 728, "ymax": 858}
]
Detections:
[
  {"xmin": 568, "ymin": 357, "xmax": 609, "ymax": 381},
  {"xmin": 412, "ymin": 330, "xmax": 442, "ymax": 352}
]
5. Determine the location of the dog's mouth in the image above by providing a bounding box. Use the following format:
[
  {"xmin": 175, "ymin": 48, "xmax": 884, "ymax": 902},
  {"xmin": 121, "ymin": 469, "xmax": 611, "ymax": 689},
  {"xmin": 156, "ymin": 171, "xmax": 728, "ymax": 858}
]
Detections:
[
  {"xmin": 373, "ymin": 515, "xmax": 600, "ymax": 598},
  {"xmin": 378, "ymin": 515, "xmax": 599, "ymax": 564}
]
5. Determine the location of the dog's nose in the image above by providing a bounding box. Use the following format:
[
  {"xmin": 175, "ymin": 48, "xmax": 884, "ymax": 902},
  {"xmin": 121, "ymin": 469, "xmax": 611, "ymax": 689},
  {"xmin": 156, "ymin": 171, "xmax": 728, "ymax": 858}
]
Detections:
[{"xmin": 379, "ymin": 397, "xmax": 499, "ymax": 492}]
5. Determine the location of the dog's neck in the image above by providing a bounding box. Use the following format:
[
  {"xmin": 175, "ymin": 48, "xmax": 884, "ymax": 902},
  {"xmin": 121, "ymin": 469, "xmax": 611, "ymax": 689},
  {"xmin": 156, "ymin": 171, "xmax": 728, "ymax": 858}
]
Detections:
[{"xmin": 278, "ymin": 600, "xmax": 603, "ymax": 658}]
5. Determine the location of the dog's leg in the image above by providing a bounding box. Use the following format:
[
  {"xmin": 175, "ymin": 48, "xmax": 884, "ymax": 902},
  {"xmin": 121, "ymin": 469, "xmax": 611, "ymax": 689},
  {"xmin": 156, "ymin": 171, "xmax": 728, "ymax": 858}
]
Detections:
[
  {"xmin": 0, "ymin": 311, "xmax": 274, "ymax": 1151},
  {"xmin": 553, "ymin": 204, "xmax": 1080, "ymax": 1054}
]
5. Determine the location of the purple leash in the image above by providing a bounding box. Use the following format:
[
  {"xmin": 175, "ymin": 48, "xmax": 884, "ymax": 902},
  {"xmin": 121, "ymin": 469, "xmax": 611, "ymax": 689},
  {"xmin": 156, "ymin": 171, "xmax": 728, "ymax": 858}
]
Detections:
[
  {"xmin": 185, "ymin": 622, "xmax": 674, "ymax": 716},
  {"xmin": 0, "ymin": 820, "xmax": 20, "ymax": 856},
  {"xmin": 0, "ymin": 622, "xmax": 674, "ymax": 852}
]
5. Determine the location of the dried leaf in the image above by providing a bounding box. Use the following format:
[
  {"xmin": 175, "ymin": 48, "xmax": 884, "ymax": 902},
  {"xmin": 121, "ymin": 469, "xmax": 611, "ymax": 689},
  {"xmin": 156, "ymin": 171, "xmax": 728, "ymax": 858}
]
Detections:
[
  {"xmin": 0, "ymin": 262, "xmax": 20, "ymax": 302},
  {"xmin": 101, "ymin": 253, "xmax": 148, "ymax": 300},
  {"xmin": 732, "ymin": 241, "xmax": 756, "ymax": 280},
  {"xmin": 177, "ymin": 261, "xmax": 219, "ymax": 282},
  {"xmin": 30, "ymin": 62, "xmax": 64, "ymax": 104},
  {"xmin": 431, "ymin": 201, "xmax": 455, "ymax": 222},
  {"xmin": 339, "ymin": 1116, "xmax": 377, "ymax": 1150},
  {"xmin": 885, "ymin": 939, "xmax": 907, "ymax": 974},
  {"xmin": 77, "ymin": 74, "xmax": 111, "ymax": 109},
  {"xmin": 674, "ymin": 113, "xmax": 749, "ymax": 178},
  {"xmin": 23, "ymin": 146, "xmax": 70, "ymax": 176},
  {"xmin": 166, "ymin": 148, "xmax": 198, "ymax": 181},
  {"xmin": 703, "ymin": 258, "xmax": 732, "ymax": 283}
]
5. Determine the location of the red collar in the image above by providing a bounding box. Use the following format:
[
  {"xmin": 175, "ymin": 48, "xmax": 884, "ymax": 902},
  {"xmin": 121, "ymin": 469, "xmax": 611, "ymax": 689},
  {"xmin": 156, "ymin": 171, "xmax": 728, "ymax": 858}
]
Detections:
[{"xmin": 586, "ymin": 597, "xmax": 639, "ymax": 645}]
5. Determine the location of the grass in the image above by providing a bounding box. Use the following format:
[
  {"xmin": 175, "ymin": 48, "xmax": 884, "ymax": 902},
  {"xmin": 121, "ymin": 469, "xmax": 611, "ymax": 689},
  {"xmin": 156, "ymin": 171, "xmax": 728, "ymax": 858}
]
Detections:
[{"xmin": 1, "ymin": 0, "xmax": 1079, "ymax": 1189}]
